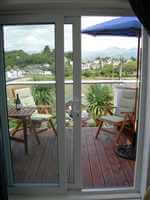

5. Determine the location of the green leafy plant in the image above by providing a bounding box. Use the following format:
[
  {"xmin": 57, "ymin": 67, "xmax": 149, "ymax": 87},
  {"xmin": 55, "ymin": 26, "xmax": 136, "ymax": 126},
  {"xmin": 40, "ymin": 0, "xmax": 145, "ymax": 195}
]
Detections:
[
  {"xmin": 31, "ymin": 75, "xmax": 56, "ymax": 113},
  {"xmin": 86, "ymin": 84, "xmax": 113, "ymax": 120},
  {"xmin": 32, "ymin": 87, "xmax": 55, "ymax": 105}
]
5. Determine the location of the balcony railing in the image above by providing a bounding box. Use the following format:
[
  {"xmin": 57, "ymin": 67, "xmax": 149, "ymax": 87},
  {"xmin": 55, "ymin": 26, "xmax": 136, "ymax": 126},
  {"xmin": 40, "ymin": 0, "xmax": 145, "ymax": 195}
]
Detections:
[
  {"xmin": 6, "ymin": 79, "xmax": 137, "ymax": 126},
  {"xmin": 6, "ymin": 79, "xmax": 137, "ymax": 86}
]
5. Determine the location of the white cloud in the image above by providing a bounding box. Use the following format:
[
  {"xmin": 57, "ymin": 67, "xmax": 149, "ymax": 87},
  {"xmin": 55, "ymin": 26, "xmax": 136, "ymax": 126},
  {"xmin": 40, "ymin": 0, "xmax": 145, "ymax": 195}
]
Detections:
[
  {"xmin": 3, "ymin": 17, "xmax": 138, "ymax": 54},
  {"xmin": 4, "ymin": 25, "xmax": 55, "ymax": 53},
  {"xmin": 81, "ymin": 16, "xmax": 138, "ymax": 52},
  {"xmin": 82, "ymin": 35, "xmax": 138, "ymax": 52}
]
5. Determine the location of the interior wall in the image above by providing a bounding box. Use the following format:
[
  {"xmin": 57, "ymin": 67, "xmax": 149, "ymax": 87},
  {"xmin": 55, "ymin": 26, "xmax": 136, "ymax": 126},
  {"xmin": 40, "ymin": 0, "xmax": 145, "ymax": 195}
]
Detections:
[{"xmin": 0, "ymin": 0, "xmax": 134, "ymax": 16}]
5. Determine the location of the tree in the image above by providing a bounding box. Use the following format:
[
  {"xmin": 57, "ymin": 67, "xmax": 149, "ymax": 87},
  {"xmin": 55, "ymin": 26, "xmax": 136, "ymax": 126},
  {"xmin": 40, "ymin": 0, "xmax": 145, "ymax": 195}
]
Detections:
[
  {"xmin": 4, "ymin": 47, "xmax": 56, "ymax": 75},
  {"xmin": 100, "ymin": 64, "xmax": 114, "ymax": 77},
  {"xmin": 130, "ymin": 56, "xmax": 136, "ymax": 61},
  {"xmin": 5, "ymin": 50, "xmax": 29, "ymax": 70},
  {"xmin": 118, "ymin": 56, "xmax": 126, "ymax": 80},
  {"xmin": 42, "ymin": 45, "xmax": 51, "ymax": 55},
  {"xmin": 123, "ymin": 60, "xmax": 137, "ymax": 76}
]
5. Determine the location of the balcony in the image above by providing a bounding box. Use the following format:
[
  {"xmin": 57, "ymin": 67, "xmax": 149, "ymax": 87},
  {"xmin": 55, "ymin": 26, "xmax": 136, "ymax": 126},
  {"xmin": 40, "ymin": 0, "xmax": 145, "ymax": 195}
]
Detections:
[{"xmin": 7, "ymin": 80, "xmax": 136, "ymax": 188}]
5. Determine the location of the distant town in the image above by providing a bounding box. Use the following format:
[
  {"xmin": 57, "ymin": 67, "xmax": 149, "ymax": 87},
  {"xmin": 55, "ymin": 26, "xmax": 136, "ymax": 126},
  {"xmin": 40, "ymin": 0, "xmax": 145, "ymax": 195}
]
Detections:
[{"xmin": 5, "ymin": 45, "xmax": 137, "ymax": 80}]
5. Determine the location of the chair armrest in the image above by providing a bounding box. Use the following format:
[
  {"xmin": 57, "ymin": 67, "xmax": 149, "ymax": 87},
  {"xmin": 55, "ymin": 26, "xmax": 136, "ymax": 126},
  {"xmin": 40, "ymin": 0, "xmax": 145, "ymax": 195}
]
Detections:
[
  {"xmin": 104, "ymin": 106, "xmax": 117, "ymax": 115},
  {"xmin": 121, "ymin": 111, "xmax": 133, "ymax": 114},
  {"xmin": 23, "ymin": 105, "xmax": 51, "ymax": 109},
  {"xmin": 120, "ymin": 112, "xmax": 135, "ymax": 123}
]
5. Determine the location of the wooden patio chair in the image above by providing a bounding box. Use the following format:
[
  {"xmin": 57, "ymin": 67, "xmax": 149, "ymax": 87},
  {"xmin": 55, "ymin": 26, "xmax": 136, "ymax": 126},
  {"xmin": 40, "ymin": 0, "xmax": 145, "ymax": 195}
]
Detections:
[
  {"xmin": 95, "ymin": 88, "xmax": 136, "ymax": 145},
  {"xmin": 11, "ymin": 87, "xmax": 57, "ymax": 143}
]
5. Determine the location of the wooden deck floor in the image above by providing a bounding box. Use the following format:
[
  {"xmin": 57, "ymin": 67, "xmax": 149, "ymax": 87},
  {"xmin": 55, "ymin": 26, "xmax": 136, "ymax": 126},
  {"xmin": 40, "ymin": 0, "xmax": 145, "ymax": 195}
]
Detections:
[
  {"xmin": 81, "ymin": 128, "xmax": 135, "ymax": 188},
  {"xmin": 11, "ymin": 127, "xmax": 135, "ymax": 188}
]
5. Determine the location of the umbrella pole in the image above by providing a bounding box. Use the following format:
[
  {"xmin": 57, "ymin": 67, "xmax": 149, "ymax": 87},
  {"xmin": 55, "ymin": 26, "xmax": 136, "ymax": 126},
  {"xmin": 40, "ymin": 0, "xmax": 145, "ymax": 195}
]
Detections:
[
  {"xmin": 135, "ymin": 33, "xmax": 141, "ymax": 110},
  {"xmin": 136, "ymin": 33, "xmax": 141, "ymax": 81},
  {"xmin": 134, "ymin": 33, "xmax": 141, "ymax": 146}
]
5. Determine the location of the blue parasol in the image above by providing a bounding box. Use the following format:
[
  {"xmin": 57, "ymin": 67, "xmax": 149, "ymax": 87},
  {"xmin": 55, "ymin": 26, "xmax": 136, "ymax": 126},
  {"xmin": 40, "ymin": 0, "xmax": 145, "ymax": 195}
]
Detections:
[{"xmin": 81, "ymin": 17, "xmax": 141, "ymax": 37}]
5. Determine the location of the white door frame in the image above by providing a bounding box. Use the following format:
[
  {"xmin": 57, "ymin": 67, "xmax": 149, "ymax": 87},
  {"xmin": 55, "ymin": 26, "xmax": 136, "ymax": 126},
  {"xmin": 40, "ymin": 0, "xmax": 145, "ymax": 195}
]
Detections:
[
  {"xmin": 64, "ymin": 17, "xmax": 81, "ymax": 189},
  {"xmin": 138, "ymin": 28, "xmax": 150, "ymax": 198},
  {"xmin": 0, "ymin": 15, "xmax": 82, "ymax": 194},
  {"xmin": 72, "ymin": 17, "xmax": 82, "ymax": 189},
  {"xmin": 0, "ymin": 15, "xmax": 68, "ymax": 193},
  {"xmin": 55, "ymin": 15, "xmax": 66, "ymax": 190},
  {"xmin": 0, "ymin": 13, "xmax": 150, "ymax": 198},
  {"xmin": 0, "ymin": 25, "xmax": 14, "ymax": 185}
]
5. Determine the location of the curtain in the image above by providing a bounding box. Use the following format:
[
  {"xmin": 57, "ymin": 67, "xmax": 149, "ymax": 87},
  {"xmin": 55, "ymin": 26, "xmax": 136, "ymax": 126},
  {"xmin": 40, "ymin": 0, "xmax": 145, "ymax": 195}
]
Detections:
[
  {"xmin": 129, "ymin": 0, "xmax": 150, "ymax": 35},
  {"xmin": 0, "ymin": 120, "xmax": 8, "ymax": 200}
]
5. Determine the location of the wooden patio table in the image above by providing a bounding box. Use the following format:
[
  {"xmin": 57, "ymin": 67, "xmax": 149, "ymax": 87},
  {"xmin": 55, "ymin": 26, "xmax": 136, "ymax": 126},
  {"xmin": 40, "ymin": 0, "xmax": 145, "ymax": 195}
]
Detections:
[{"xmin": 8, "ymin": 107, "xmax": 35, "ymax": 154}]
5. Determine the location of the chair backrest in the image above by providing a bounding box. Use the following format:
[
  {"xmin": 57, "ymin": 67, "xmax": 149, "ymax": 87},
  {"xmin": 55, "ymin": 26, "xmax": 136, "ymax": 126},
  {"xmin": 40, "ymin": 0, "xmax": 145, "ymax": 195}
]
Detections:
[
  {"xmin": 12, "ymin": 88, "xmax": 36, "ymax": 107},
  {"xmin": 115, "ymin": 88, "xmax": 136, "ymax": 116},
  {"xmin": 7, "ymin": 97, "xmax": 15, "ymax": 108}
]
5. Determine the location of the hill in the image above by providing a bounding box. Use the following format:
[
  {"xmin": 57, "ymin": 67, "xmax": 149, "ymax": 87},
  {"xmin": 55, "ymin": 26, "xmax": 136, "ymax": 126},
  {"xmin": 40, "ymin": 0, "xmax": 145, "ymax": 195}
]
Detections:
[{"xmin": 82, "ymin": 47, "xmax": 137, "ymax": 61}]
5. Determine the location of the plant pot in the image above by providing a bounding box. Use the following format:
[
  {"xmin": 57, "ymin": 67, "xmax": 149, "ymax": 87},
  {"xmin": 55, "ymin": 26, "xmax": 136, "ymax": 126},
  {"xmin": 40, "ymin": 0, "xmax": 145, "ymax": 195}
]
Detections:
[
  {"xmin": 37, "ymin": 107, "xmax": 49, "ymax": 114},
  {"xmin": 95, "ymin": 119, "xmax": 100, "ymax": 126}
]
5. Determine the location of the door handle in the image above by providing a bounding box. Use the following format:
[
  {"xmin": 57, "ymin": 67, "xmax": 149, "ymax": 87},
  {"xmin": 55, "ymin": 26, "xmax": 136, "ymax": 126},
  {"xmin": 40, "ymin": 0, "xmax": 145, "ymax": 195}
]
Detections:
[{"xmin": 72, "ymin": 99, "xmax": 80, "ymax": 118}]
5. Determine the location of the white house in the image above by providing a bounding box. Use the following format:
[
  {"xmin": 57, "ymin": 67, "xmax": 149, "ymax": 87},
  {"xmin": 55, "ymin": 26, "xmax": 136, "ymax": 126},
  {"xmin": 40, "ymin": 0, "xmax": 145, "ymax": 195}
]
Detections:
[{"xmin": 6, "ymin": 69, "xmax": 24, "ymax": 79}]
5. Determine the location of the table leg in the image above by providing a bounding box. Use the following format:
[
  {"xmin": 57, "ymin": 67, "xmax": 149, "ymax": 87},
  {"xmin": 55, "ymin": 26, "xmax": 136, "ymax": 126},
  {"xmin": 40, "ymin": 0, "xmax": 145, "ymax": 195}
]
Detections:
[{"xmin": 23, "ymin": 120, "xmax": 28, "ymax": 154}]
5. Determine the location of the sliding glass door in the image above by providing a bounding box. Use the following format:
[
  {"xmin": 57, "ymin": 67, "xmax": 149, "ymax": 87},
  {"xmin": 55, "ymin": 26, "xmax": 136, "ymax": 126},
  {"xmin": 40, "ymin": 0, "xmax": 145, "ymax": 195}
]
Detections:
[
  {"xmin": 3, "ymin": 23, "xmax": 60, "ymax": 185},
  {"xmin": 0, "ymin": 16, "xmax": 81, "ymax": 191}
]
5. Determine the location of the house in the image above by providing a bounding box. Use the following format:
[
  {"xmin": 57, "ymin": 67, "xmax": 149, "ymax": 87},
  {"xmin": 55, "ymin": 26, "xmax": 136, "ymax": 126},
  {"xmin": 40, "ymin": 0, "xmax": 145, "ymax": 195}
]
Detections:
[{"xmin": 0, "ymin": 1, "xmax": 150, "ymax": 200}]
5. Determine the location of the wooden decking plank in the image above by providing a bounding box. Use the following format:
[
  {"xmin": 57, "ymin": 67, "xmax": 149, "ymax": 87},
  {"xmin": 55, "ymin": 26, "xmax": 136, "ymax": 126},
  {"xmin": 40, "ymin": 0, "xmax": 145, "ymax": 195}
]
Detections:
[
  {"xmin": 37, "ymin": 134, "xmax": 51, "ymax": 183},
  {"xmin": 11, "ymin": 127, "xmax": 134, "ymax": 187},
  {"xmin": 12, "ymin": 131, "xmax": 43, "ymax": 183},
  {"xmin": 12, "ymin": 140, "xmax": 28, "ymax": 182},
  {"xmin": 36, "ymin": 132, "xmax": 58, "ymax": 183},
  {"xmin": 117, "ymin": 135, "xmax": 135, "ymax": 186},
  {"xmin": 81, "ymin": 129, "xmax": 93, "ymax": 188},
  {"xmin": 23, "ymin": 134, "xmax": 48, "ymax": 182},
  {"xmin": 117, "ymin": 156, "xmax": 134, "ymax": 187},
  {"xmin": 101, "ymin": 132, "xmax": 129, "ymax": 187},
  {"xmin": 29, "ymin": 133, "xmax": 48, "ymax": 182},
  {"xmin": 93, "ymin": 131, "xmax": 117, "ymax": 187},
  {"xmin": 43, "ymin": 136, "xmax": 58, "ymax": 183},
  {"xmin": 86, "ymin": 128, "xmax": 105, "ymax": 187}
]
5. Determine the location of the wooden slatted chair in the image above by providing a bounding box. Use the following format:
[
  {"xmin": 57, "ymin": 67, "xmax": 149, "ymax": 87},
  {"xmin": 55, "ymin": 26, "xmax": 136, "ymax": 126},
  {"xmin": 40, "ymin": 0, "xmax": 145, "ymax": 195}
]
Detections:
[
  {"xmin": 95, "ymin": 88, "xmax": 136, "ymax": 145},
  {"xmin": 11, "ymin": 87, "xmax": 57, "ymax": 143}
]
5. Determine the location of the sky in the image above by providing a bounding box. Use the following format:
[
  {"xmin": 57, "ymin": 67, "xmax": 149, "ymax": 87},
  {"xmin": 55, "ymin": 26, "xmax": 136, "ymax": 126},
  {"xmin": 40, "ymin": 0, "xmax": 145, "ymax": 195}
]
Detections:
[
  {"xmin": 81, "ymin": 17, "xmax": 138, "ymax": 52},
  {"xmin": 4, "ymin": 16, "xmax": 138, "ymax": 53}
]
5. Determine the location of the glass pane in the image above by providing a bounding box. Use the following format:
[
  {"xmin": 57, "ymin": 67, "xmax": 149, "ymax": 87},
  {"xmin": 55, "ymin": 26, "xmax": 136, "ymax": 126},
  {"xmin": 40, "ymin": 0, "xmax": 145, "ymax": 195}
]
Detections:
[
  {"xmin": 64, "ymin": 24, "xmax": 74, "ymax": 184},
  {"xmin": 4, "ymin": 24, "xmax": 59, "ymax": 184},
  {"xmin": 81, "ymin": 16, "xmax": 138, "ymax": 189}
]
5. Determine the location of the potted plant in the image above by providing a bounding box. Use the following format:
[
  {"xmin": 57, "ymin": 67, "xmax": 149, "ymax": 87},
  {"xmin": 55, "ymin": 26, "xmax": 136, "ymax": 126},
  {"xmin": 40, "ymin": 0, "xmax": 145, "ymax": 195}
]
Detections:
[
  {"xmin": 86, "ymin": 84, "xmax": 113, "ymax": 125},
  {"xmin": 31, "ymin": 75, "xmax": 56, "ymax": 114}
]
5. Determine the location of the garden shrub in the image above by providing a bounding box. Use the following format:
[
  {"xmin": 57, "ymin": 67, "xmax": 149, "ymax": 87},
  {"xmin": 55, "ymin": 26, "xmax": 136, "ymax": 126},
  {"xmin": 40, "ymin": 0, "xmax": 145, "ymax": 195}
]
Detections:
[
  {"xmin": 31, "ymin": 75, "xmax": 56, "ymax": 113},
  {"xmin": 86, "ymin": 84, "xmax": 113, "ymax": 121}
]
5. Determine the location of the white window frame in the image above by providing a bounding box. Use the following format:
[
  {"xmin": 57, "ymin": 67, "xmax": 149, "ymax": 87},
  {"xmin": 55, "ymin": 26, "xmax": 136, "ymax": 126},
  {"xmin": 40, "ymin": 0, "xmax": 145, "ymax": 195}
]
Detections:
[
  {"xmin": 0, "ymin": 11, "xmax": 149, "ymax": 200},
  {"xmin": 0, "ymin": 14, "xmax": 82, "ymax": 195}
]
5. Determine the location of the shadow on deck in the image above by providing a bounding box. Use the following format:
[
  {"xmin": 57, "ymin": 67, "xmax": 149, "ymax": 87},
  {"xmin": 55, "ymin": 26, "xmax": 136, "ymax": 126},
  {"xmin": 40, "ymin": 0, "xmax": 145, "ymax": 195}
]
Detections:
[{"xmin": 10, "ymin": 127, "xmax": 135, "ymax": 188}]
